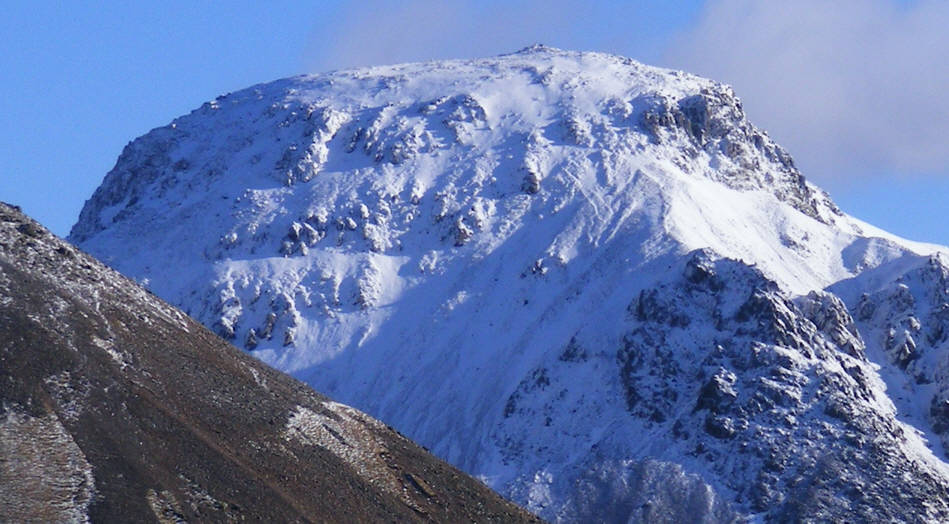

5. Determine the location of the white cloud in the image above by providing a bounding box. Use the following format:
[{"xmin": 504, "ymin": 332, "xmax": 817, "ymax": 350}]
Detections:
[
  {"xmin": 664, "ymin": 0, "xmax": 949, "ymax": 182},
  {"xmin": 302, "ymin": 0, "xmax": 587, "ymax": 72}
]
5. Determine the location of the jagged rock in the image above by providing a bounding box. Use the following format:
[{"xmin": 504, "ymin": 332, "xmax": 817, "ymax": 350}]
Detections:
[
  {"xmin": 615, "ymin": 251, "xmax": 949, "ymax": 520},
  {"xmin": 245, "ymin": 328, "xmax": 258, "ymax": 350},
  {"xmin": 15, "ymin": 222, "xmax": 44, "ymax": 238},
  {"xmin": 834, "ymin": 253, "xmax": 949, "ymax": 457},
  {"xmin": 522, "ymin": 170, "xmax": 541, "ymax": 194},
  {"xmin": 704, "ymin": 415, "xmax": 736, "ymax": 439},
  {"xmin": 695, "ymin": 369, "xmax": 738, "ymax": 414},
  {"xmin": 260, "ymin": 312, "xmax": 277, "ymax": 339},
  {"xmin": 799, "ymin": 290, "xmax": 866, "ymax": 359}
]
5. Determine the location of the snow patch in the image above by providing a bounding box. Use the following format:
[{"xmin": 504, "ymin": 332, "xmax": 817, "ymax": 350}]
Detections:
[{"xmin": 0, "ymin": 408, "xmax": 95, "ymax": 523}]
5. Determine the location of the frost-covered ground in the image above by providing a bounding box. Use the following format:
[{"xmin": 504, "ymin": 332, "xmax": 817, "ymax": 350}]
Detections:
[{"xmin": 73, "ymin": 46, "xmax": 949, "ymax": 521}]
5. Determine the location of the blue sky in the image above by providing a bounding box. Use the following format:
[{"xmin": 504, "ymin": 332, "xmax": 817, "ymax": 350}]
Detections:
[{"xmin": 2, "ymin": 1, "xmax": 947, "ymax": 244}]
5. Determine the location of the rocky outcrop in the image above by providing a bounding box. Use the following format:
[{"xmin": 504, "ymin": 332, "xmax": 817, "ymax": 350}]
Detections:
[
  {"xmin": 614, "ymin": 250, "xmax": 949, "ymax": 520},
  {"xmin": 638, "ymin": 87, "xmax": 840, "ymax": 224},
  {"xmin": 835, "ymin": 253, "xmax": 949, "ymax": 457}
]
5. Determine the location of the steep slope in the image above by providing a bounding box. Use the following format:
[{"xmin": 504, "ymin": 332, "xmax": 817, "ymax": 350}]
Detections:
[
  {"xmin": 0, "ymin": 202, "xmax": 538, "ymax": 523},
  {"xmin": 831, "ymin": 253, "xmax": 949, "ymax": 460},
  {"xmin": 71, "ymin": 46, "xmax": 949, "ymax": 520}
]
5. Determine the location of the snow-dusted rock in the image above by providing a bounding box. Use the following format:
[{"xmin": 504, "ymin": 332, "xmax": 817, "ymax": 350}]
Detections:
[{"xmin": 832, "ymin": 253, "xmax": 949, "ymax": 462}]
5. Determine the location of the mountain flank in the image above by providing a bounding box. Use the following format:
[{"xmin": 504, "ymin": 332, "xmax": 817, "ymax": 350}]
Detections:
[{"xmin": 0, "ymin": 202, "xmax": 539, "ymax": 522}]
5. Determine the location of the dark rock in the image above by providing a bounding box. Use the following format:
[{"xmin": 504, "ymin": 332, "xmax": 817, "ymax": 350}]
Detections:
[
  {"xmin": 522, "ymin": 171, "xmax": 541, "ymax": 194},
  {"xmin": 694, "ymin": 369, "xmax": 738, "ymax": 414},
  {"xmin": 16, "ymin": 222, "xmax": 44, "ymax": 238},
  {"xmin": 704, "ymin": 415, "xmax": 736, "ymax": 439},
  {"xmin": 931, "ymin": 398, "xmax": 949, "ymax": 434}
]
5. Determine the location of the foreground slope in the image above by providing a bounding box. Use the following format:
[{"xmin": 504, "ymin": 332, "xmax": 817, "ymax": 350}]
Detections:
[
  {"xmin": 0, "ymin": 203, "xmax": 537, "ymax": 523},
  {"xmin": 71, "ymin": 47, "xmax": 949, "ymax": 520}
]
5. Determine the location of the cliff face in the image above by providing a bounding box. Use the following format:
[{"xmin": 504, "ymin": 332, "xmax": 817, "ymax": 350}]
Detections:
[{"xmin": 0, "ymin": 202, "xmax": 538, "ymax": 523}]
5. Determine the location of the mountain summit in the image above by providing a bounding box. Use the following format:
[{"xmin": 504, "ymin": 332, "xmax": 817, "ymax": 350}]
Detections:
[{"xmin": 72, "ymin": 47, "xmax": 949, "ymax": 521}]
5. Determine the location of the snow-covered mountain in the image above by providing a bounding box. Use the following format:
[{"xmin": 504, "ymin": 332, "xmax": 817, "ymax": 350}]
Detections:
[{"xmin": 72, "ymin": 46, "xmax": 949, "ymax": 521}]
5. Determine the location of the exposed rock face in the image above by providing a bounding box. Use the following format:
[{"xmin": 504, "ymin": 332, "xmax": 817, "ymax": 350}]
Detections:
[
  {"xmin": 0, "ymin": 202, "xmax": 538, "ymax": 523},
  {"xmin": 69, "ymin": 47, "xmax": 949, "ymax": 521},
  {"xmin": 640, "ymin": 87, "xmax": 837, "ymax": 223},
  {"xmin": 614, "ymin": 251, "xmax": 949, "ymax": 521},
  {"xmin": 832, "ymin": 253, "xmax": 949, "ymax": 460}
]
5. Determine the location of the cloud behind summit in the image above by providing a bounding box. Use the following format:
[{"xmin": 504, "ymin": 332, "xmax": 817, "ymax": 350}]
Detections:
[{"xmin": 666, "ymin": 0, "xmax": 949, "ymax": 182}]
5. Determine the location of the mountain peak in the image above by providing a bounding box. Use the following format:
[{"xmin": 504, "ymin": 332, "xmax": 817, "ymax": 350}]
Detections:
[
  {"xmin": 514, "ymin": 43, "xmax": 557, "ymax": 54},
  {"xmin": 72, "ymin": 48, "xmax": 840, "ymax": 260},
  {"xmin": 507, "ymin": 43, "xmax": 581, "ymax": 58}
]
